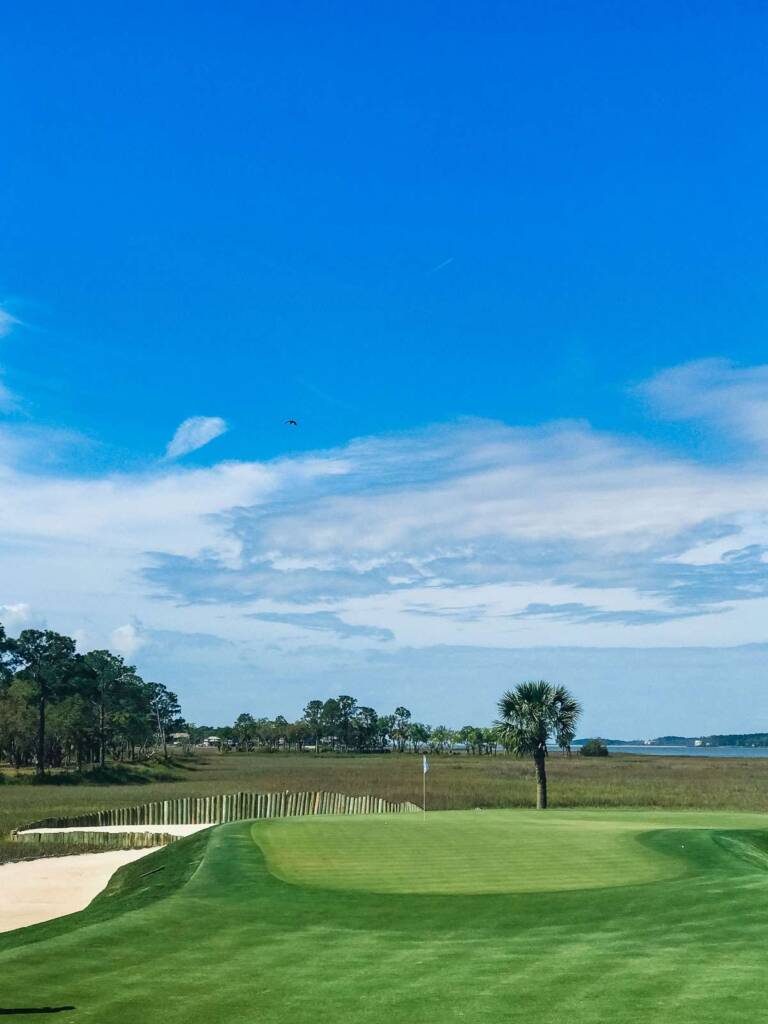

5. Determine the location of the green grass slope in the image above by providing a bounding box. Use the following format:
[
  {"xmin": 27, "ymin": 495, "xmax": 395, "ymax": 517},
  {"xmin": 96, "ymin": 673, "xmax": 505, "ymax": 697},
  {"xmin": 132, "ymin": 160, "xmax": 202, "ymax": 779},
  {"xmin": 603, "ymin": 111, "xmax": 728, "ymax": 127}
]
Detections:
[{"xmin": 2, "ymin": 810, "xmax": 768, "ymax": 1023}]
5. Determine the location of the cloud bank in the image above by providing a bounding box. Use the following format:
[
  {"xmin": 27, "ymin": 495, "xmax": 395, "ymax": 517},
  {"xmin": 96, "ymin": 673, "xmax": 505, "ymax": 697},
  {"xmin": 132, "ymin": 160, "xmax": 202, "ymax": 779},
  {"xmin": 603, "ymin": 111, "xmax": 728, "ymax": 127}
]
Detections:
[{"xmin": 2, "ymin": 358, "xmax": 768, "ymax": 728}]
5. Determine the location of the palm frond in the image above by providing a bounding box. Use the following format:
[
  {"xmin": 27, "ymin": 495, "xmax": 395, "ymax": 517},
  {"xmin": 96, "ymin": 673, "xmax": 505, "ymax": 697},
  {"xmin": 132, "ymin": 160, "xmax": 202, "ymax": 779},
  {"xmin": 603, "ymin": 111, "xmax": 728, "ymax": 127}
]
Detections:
[{"xmin": 496, "ymin": 680, "xmax": 582, "ymax": 756}]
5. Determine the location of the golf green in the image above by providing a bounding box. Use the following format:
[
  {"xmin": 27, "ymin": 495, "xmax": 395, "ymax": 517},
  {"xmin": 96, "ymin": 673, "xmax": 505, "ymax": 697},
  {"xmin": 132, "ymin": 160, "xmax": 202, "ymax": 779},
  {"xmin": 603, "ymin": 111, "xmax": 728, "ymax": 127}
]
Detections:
[{"xmin": 2, "ymin": 809, "xmax": 768, "ymax": 1023}]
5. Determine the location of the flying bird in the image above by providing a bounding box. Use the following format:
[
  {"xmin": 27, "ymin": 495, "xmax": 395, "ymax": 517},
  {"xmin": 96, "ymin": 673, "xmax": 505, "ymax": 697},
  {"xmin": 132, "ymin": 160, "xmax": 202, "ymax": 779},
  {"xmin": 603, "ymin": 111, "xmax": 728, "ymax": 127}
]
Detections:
[{"xmin": 285, "ymin": 419, "xmax": 298, "ymax": 426}]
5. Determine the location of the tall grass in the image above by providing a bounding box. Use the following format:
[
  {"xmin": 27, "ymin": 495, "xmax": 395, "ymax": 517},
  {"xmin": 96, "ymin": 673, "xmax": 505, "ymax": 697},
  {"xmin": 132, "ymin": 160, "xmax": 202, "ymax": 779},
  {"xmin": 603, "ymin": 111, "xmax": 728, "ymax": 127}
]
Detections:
[{"xmin": 2, "ymin": 749, "xmax": 768, "ymax": 862}]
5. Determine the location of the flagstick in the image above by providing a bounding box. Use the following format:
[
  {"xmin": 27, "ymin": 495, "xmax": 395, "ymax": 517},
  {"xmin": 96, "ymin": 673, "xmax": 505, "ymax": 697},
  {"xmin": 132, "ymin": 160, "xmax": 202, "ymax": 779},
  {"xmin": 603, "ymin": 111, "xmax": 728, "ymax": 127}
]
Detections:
[{"xmin": 423, "ymin": 759, "xmax": 427, "ymax": 819}]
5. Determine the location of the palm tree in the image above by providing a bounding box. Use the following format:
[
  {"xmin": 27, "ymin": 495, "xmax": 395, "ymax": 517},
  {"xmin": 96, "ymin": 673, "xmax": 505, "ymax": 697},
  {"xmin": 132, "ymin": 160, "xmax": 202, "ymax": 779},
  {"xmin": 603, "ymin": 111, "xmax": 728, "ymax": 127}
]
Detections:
[{"xmin": 496, "ymin": 681, "xmax": 581, "ymax": 810}]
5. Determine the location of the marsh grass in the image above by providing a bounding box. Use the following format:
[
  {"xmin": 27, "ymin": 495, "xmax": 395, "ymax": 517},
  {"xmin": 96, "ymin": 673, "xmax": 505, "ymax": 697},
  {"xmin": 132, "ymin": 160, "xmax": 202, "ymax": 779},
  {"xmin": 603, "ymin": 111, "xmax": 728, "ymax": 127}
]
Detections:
[{"xmin": 2, "ymin": 749, "xmax": 767, "ymax": 862}]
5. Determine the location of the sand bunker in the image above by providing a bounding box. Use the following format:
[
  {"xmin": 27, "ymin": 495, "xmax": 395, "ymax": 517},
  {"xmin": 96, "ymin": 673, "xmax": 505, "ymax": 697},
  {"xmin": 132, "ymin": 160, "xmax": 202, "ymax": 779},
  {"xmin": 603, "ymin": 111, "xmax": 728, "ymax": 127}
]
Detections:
[
  {"xmin": 2, "ymin": 823, "xmax": 214, "ymax": 932},
  {"xmin": 0, "ymin": 848, "xmax": 157, "ymax": 933}
]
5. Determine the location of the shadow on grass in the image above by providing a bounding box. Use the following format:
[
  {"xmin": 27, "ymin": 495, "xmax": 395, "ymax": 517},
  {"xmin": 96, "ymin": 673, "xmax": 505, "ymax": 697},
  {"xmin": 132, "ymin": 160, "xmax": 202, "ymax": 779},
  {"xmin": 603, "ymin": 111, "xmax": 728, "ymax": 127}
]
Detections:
[
  {"xmin": 28, "ymin": 767, "xmax": 158, "ymax": 786},
  {"xmin": 16, "ymin": 758, "xmax": 199, "ymax": 787},
  {"xmin": 0, "ymin": 1009, "xmax": 75, "ymax": 1015}
]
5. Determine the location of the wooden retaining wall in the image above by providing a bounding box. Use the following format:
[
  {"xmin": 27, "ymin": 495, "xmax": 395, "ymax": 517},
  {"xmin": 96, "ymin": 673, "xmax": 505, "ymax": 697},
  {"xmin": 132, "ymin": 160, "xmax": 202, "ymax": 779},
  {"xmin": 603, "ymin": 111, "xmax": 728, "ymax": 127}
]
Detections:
[
  {"xmin": 14, "ymin": 790, "xmax": 421, "ymax": 835},
  {"xmin": 12, "ymin": 830, "xmax": 179, "ymax": 851}
]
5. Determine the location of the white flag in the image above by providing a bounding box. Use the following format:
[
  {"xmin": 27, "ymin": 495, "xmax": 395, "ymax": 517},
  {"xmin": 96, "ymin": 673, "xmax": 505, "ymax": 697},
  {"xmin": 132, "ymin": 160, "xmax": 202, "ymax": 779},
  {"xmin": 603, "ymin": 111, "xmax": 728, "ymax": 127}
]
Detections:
[{"xmin": 423, "ymin": 755, "xmax": 429, "ymax": 774}]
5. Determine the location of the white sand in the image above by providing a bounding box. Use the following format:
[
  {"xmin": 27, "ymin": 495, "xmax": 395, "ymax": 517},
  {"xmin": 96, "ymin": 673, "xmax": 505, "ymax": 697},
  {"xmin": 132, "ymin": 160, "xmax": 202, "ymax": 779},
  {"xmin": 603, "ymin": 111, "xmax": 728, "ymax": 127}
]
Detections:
[
  {"xmin": 2, "ymin": 823, "xmax": 215, "ymax": 932},
  {"xmin": 0, "ymin": 848, "xmax": 158, "ymax": 933},
  {"xmin": 18, "ymin": 824, "xmax": 212, "ymax": 836}
]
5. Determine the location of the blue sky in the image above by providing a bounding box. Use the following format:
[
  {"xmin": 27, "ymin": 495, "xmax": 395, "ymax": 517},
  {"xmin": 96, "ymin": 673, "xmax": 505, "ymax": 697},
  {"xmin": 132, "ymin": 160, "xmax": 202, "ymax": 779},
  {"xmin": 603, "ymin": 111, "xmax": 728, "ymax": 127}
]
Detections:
[{"xmin": 2, "ymin": 3, "xmax": 768, "ymax": 734}]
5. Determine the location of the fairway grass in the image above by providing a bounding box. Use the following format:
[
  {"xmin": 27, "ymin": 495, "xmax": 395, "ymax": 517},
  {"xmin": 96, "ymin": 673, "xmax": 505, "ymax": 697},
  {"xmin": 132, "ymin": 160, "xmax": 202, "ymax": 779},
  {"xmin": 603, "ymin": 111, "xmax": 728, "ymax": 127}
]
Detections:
[{"xmin": 2, "ymin": 809, "xmax": 768, "ymax": 1023}]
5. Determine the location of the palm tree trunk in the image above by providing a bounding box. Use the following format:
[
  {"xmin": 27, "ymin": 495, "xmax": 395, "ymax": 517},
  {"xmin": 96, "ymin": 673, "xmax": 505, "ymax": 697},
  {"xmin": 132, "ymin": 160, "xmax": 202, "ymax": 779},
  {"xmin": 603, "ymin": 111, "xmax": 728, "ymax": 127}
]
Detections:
[{"xmin": 533, "ymin": 751, "xmax": 547, "ymax": 809}]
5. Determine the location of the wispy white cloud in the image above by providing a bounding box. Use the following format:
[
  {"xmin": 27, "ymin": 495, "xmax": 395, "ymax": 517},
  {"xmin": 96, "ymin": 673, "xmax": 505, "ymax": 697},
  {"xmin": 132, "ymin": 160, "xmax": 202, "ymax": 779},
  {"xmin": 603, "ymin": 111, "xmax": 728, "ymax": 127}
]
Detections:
[
  {"xmin": 638, "ymin": 358, "xmax": 768, "ymax": 448},
  {"xmin": 249, "ymin": 610, "xmax": 393, "ymax": 641},
  {"xmin": 0, "ymin": 423, "xmax": 94, "ymax": 466},
  {"xmin": 164, "ymin": 416, "xmax": 228, "ymax": 459},
  {"xmin": 0, "ymin": 306, "xmax": 20, "ymax": 411},
  {"xmin": 109, "ymin": 620, "xmax": 231, "ymax": 659},
  {"xmin": 0, "ymin": 378, "xmax": 18, "ymax": 413},
  {"xmin": 427, "ymin": 256, "xmax": 454, "ymax": 274},
  {"xmin": 0, "ymin": 308, "xmax": 19, "ymax": 338}
]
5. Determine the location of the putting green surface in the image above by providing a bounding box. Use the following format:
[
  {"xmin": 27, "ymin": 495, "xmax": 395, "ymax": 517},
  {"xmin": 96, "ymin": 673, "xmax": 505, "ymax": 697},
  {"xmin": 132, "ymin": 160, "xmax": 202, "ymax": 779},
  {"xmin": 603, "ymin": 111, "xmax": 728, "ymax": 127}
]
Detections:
[
  {"xmin": 256, "ymin": 809, "xmax": 755, "ymax": 893},
  {"xmin": 2, "ymin": 809, "xmax": 768, "ymax": 1023}
]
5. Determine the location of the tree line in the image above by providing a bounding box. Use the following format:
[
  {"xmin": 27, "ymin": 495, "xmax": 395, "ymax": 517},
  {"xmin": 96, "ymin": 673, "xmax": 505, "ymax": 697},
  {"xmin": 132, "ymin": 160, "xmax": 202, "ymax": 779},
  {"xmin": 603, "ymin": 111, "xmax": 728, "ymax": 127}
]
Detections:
[
  {"xmin": 191, "ymin": 680, "xmax": 584, "ymax": 814},
  {"xmin": 0, "ymin": 623, "xmax": 182, "ymax": 775},
  {"xmin": 192, "ymin": 696, "xmax": 510, "ymax": 754}
]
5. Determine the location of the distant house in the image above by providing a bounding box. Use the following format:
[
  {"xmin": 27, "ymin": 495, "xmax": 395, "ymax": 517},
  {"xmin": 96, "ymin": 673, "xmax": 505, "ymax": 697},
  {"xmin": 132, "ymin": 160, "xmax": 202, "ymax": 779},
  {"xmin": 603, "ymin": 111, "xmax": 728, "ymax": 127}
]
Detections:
[
  {"xmin": 203, "ymin": 735, "xmax": 221, "ymax": 747},
  {"xmin": 170, "ymin": 732, "xmax": 190, "ymax": 745},
  {"xmin": 693, "ymin": 739, "xmax": 704, "ymax": 746}
]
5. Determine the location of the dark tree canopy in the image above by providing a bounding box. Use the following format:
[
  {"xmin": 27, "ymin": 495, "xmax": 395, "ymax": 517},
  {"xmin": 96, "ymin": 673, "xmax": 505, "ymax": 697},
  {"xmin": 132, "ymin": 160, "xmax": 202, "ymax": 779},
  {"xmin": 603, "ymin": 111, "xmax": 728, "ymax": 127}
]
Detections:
[{"xmin": 0, "ymin": 622, "xmax": 184, "ymax": 773}]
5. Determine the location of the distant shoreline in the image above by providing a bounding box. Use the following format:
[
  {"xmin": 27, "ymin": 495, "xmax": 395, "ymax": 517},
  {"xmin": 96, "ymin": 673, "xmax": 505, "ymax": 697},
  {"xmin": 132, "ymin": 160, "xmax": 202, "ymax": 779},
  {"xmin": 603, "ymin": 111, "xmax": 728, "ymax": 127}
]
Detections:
[
  {"xmin": 603, "ymin": 744, "xmax": 768, "ymax": 759},
  {"xmin": 574, "ymin": 734, "xmax": 768, "ymax": 749}
]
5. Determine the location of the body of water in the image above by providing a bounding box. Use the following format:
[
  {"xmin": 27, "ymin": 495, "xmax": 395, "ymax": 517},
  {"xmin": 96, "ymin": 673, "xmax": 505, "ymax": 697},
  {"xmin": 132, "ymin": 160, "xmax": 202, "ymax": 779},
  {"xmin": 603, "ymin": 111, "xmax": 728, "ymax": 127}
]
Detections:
[{"xmin": 605, "ymin": 744, "xmax": 768, "ymax": 758}]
